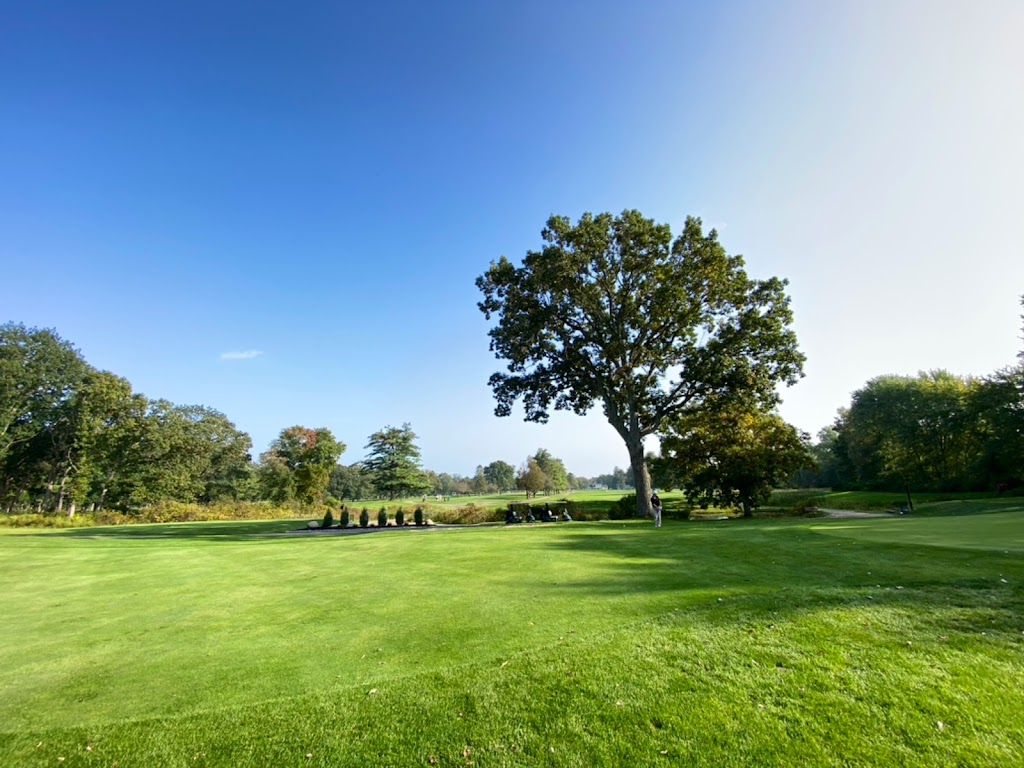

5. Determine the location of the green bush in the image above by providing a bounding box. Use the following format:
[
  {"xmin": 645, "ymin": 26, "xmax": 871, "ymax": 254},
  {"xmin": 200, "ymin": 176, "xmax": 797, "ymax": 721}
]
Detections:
[
  {"xmin": 322, "ymin": 509, "xmax": 335, "ymax": 528},
  {"xmin": 340, "ymin": 508, "xmax": 350, "ymax": 527},
  {"xmin": 359, "ymin": 508, "xmax": 369, "ymax": 528},
  {"xmin": 396, "ymin": 508, "xmax": 405, "ymax": 526},
  {"xmin": 414, "ymin": 507, "xmax": 424, "ymax": 526},
  {"xmin": 378, "ymin": 508, "xmax": 388, "ymax": 528},
  {"xmin": 610, "ymin": 494, "xmax": 639, "ymax": 520},
  {"xmin": 661, "ymin": 497, "xmax": 691, "ymax": 521}
]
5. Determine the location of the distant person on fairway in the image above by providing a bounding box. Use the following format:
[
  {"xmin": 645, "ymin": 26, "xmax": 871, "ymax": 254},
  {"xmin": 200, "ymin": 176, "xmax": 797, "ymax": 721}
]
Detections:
[{"xmin": 650, "ymin": 492, "xmax": 662, "ymax": 528}]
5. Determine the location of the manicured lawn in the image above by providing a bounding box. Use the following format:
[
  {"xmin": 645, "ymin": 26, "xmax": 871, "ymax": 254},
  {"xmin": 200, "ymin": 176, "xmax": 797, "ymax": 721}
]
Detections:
[
  {"xmin": 1, "ymin": 508, "xmax": 1021, "ymax": 766},
  {"xmin": 811, "ymin": 500, "xmax": 1024, "ymax": 551},
  {"xmin": 768, "ymin": 488, "xmax": 1022, "ymax": 512}
]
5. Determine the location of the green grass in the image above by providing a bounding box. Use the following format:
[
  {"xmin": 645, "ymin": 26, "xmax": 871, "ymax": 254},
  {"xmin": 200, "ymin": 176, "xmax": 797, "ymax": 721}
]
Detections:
[
  {"xmin": 1, "ymin": 505, "xmax": 1022, "ymax": 766},
  {"xmin": 812, "ymin": 500, "xmax": 1024, "ymax": 550},
  {"xmin": 767, "ymin": 488, "xmax": 1019, "ymax": 512}
]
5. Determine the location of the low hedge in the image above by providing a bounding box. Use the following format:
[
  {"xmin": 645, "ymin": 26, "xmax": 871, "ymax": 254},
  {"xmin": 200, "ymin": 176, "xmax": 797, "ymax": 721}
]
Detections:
[{"xmin": 0, "ymin": 501, "xmax": 317, "ymax": 528}]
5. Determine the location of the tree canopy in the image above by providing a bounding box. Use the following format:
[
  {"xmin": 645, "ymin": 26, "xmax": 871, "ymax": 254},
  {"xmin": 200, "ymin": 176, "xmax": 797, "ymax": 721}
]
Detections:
[
  {"xmin": 516, "ymin": 458, "xmax": 547, "ymax": 498},
  {"xmin": 363, "ymin": 423, "xmax": 430, "ymax": 499},
  {"xmin": 0, "ymin": 322, "xmax": 263, "ymax": 515},
  {"xmin": 483, "ymin": 460, "xmax": 516, "ymax": 492},
  {"xmin": 259, "ymin": 426, "xmax": 345, "ymax": 505},
  {"xmin": 477, "ymin": 210, "xmax": 804, "ymax": 517},
  {"xmin": 532, "ymin": 448, "xmax": 569, "ymax": 493},
  {"xmin": 657, "ymin": 406, "xmax": 813, "ymax": 517}
]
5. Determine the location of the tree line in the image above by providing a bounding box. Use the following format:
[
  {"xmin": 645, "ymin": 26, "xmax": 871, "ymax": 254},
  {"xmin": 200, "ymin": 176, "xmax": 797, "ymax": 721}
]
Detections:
[
  {"xmin": 1, "ymin": 324, "xmax": 254, "ymax": 515},
  {"xmin": 809, "ymin": 351, "xmax": 1024, "ymax": 493},
  {"xmin": 0, "ymin": 324, "xmax": 613, "ymax": 515},
  {"xmin": 9, "ymin": 208, "xmax": 1019, "ymax": 519}
]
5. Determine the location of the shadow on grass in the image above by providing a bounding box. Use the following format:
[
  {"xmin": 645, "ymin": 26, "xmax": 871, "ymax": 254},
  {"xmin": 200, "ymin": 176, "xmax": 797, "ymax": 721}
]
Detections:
[
  {"xmin": 535, "ymin": 520, "xmax": 1024, "ymax": 635},
  {"xmin": 51, "ymin": 519, "xmax": 310, "ymax": 540},
  {"xmin": 48, "ymin": 519, "xmax": 451, "ymax": 541},
  {"xmin": 38, "ymin": 514, "xmax": 1024, "ymax": 639},
  {"xmin": 908, "ymin": 499, "xmax": 1024, "ymax": 517}
]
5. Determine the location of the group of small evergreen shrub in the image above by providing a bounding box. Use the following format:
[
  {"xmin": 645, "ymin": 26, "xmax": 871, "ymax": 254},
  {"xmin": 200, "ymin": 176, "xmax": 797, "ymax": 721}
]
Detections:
[{"xmin": 309, "ymin": 505, "xmax": 428, "ymax": 529}]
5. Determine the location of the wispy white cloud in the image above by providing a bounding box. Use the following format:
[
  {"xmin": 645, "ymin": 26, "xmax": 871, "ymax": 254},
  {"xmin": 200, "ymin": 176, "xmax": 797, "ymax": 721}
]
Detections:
[{"xmin": 219, "ymin": 350, "xmax": 264, "ymax": 361}]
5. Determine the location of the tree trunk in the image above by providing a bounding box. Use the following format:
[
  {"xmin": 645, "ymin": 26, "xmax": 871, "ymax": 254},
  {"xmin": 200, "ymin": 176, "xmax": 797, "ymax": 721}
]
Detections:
[
  {"xmin": 67, "ymin": 501, "xmax": 76, "ymax": 519},
  {"xmin": 56, "ymin": 472, "xmax": 70, "ymax": 515},
  {"xmin": 742, "ymin": 497, "xmax": 753, "ymax": 518},
  {"xmin": 627, "ymin": 439, "xmax": 653, "ymax": 519}
]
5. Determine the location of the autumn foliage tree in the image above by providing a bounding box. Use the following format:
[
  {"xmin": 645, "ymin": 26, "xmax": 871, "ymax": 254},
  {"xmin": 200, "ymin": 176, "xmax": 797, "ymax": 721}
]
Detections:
[
  {"xmin": 259, "ymin": 426, "xmax": 345, "ymax": 505},
  {"xmin": 516, "ymin": 458, "xmax": 547, "ymax": 498}
]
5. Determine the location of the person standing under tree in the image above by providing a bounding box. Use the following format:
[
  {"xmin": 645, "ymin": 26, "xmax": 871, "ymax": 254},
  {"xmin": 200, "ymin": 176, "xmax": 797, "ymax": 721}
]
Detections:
[{"xmin": 650, "ymin": 492, "xmax": 662, "ymax": 528}]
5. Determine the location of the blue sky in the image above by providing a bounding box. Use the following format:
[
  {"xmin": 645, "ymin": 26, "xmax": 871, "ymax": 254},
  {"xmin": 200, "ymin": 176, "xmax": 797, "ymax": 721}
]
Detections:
[{"xmin": 3, "ymin": 0, "xmax": 1022, "ymax": 477}]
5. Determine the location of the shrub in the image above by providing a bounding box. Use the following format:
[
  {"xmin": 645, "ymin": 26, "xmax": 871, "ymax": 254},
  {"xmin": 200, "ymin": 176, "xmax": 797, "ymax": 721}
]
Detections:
[
  {"xmin": 340, "ymin": 508, "xmax": 350, "ymax": 528},
  {"xmin": 378, "ymin": 508, "xmax": 388, "ymax": 528},
  {"xmin": 662, "ymin": 497, "xmax": 691, "ymax": 521},
  {"xmin": 610, "ymin": 494, "xmax": 639, "ymax": 520},
  {"xmin": 359, "ymin": 508, "xmax": 369, "ymax": 528},
  {"xmin": 429, "ymin": 504, "xmax": 502, "ymax": 525},
  {"xmin": 560, "ymin": 500, "xmax": 599, "ymax": 520},
  {"xmin": 396, "ymin": 508, "xmax": 405, "ymax": 526},
  {"xmin": 414, "ymin": 506, "xmax": 424, "ymax": 526},
  {"xmin": 322, "ymin": 509, "xmax": 335, "ymax": 529},
  {"xmin": 0, "ymin": 500, "xmax": 365, "ymax": 530}
]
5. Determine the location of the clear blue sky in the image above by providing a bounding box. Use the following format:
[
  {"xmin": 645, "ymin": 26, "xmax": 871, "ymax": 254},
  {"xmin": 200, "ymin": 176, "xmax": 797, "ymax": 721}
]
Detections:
[{"xmin": 3, "ymin": 1, "xmax": 1022, "ymax": 477}]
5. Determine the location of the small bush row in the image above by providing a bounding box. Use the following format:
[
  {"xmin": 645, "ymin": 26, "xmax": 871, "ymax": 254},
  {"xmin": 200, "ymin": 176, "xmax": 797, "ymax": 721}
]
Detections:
[{"xmin": 312, "ymin": 506, "xmax": 430, "ymax": 529}]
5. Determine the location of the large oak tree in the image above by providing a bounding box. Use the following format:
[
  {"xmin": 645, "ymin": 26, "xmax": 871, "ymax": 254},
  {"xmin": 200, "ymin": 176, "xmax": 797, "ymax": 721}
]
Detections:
[{"xmin": 477, "ymin": 210, "xmax": 804, "ymax": 517}]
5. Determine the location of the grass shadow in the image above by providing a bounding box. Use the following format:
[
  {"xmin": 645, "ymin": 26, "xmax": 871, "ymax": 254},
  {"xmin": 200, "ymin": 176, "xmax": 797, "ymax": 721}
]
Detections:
[{"xmin": 534, "ymin": 519, "xmax": 1024, "ymax": 635}]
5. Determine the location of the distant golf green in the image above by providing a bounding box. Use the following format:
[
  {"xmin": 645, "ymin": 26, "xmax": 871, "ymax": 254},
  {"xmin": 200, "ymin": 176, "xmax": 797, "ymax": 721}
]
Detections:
[
  {"xmin": 811, "ymin": 504, "xmax": 1024, "ymax": 551},
  {"xmin": 1, "ymin": 505, "xmax": 1021, "ymax": 766}
]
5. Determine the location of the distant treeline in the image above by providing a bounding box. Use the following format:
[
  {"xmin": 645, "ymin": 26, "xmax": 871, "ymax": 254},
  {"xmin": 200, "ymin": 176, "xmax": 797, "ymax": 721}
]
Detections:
[
  {"xmin": 800, "ymin": 367, "xmax": 1024, "ymax": 493},
  {"xmin": 1, "ymin": 323, "xmax": 258, "ymax": 515},
  {"xmin": 796, "ymin": 298, "xmax": 1024, "ymax": 494},
  {"xmin": 0, "ymin": 323, "xmax": 625, "ymax": 515}
]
